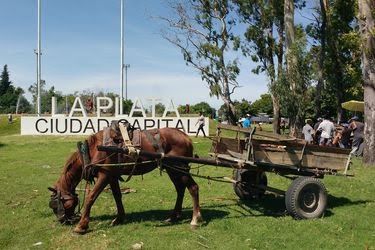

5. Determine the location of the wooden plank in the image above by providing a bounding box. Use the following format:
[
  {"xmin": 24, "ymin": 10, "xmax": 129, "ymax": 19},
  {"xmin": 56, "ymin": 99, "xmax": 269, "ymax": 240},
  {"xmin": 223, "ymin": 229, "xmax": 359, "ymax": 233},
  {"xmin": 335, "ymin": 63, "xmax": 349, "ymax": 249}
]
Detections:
[
  {"xmin": 211, "ymin": 137, "xmax": 246, "ymax": 154},
  {"xmin": 217, "ymin": 123, "xmax": 251, "ymax": 133}
]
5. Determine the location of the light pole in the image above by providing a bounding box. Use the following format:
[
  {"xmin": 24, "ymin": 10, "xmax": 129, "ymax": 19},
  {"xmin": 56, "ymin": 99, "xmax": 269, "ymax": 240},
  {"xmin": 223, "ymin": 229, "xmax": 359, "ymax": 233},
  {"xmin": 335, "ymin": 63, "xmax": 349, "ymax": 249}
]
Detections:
[
  {"xmin": 36, "ymin": 0, "xmax": 42, "ymax": 116},
  {"xmin": 120, "ymin": 0, "xmax": 125, "ymax": 114},
  {"xmin": 125, "ymin": 64, "xmax": 130, "ymax": 100}
]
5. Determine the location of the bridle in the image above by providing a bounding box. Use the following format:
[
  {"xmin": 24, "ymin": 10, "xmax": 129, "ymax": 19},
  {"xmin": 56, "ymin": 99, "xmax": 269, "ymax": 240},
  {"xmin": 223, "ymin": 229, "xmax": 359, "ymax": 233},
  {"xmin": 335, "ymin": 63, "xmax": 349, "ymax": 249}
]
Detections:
[{"xmin": 48, "ymin": 188, "xmax": 80, "ymax": 224}]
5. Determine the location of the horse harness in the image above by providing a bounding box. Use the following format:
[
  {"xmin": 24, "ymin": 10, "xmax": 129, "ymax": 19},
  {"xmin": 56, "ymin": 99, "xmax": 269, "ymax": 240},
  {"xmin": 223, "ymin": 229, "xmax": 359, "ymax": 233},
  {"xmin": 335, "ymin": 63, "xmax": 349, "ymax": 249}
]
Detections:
[{"xmin": 78, "ymin": 121, "xmax": 164, "ymax": 183}]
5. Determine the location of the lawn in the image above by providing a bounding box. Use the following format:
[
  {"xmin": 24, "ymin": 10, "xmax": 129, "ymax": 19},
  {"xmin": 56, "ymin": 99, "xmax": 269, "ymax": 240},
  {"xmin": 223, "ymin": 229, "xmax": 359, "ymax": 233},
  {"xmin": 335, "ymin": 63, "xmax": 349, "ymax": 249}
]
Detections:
[{"xmin": 0, "ymin": 115, "xmax": 374, "ymax": 249}]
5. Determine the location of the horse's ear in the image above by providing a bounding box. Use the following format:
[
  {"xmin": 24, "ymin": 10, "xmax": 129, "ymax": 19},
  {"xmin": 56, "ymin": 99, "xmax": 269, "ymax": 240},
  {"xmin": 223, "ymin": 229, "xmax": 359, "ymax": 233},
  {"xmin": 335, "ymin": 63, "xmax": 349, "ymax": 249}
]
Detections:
[{"xmin": 48, "ymin": 187, "xmax": 57, "ymax": 193}]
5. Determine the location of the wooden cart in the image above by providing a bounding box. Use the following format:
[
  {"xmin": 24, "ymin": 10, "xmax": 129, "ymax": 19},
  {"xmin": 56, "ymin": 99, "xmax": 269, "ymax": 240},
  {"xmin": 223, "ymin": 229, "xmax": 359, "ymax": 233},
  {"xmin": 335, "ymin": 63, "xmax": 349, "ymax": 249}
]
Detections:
[{"xmin": 209, "ymin": 123, "xmax": 352, "ymax": 219}]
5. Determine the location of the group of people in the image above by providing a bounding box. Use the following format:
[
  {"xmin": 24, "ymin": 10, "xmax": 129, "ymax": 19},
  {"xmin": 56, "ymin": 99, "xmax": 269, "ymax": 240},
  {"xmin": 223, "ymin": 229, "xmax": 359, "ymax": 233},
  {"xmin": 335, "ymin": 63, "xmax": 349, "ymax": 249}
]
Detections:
[{"xmin": 302, "ymin": 116, "xmax": 364, "ymax": 157}]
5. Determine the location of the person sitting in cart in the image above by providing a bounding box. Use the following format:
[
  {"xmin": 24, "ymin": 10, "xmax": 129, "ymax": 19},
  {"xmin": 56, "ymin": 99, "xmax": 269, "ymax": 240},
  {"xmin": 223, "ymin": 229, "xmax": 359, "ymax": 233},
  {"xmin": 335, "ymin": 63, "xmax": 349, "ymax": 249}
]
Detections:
[{"xmin": 317, "ymin": 117, "xmax": 335, "ymax": 146}]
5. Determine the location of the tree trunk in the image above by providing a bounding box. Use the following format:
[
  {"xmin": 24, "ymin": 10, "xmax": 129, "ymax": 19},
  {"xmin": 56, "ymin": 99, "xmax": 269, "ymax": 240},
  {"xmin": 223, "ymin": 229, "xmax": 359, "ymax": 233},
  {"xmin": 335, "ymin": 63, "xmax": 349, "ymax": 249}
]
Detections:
[
  {"xmin": 284, "ymin": 0, "xmax": 303, "ymax": 136},
  {"xmin": 315, "ymin": 0, "xmax": 328, "ymax": 119},
  {"xmin": 284, "ymin": 0, "xmax": 295, "ymax": 86},
  {"xmin": 221, "ymin": 94, "xmax": 237, "ymax": 125},
  {"xmin": 358, "ymin": 0, "xmax": 375, "ymax": 165},
  {"xmin": 271, "ymin": 94, "xmax": 281, "ymax": 134}
]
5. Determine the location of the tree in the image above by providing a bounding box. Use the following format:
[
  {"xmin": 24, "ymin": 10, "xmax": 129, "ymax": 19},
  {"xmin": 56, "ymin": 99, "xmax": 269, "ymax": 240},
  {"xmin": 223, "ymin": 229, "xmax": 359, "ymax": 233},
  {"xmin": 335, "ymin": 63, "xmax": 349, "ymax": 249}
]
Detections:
[
  {"xmin": 305, "ymin": 0, "xmax": 362, "ymax": 122},
  {"xmin": 251, "ymin": 93, "xmax": 273, "ymax": 115},
  {"xmin": 358, "ymin": 0, "xmax": 375, "ymax": 165},
  {"xmin": 280, "ymin": 27, "xmax": 312, "ymax": 136},
  {"xmin": 234, "ymin": 98, "xmax": 252, "ymax": 118},
  {"xmin": 234, "ymin": 0, "xmax": 286, "ymax": 133},
  {"xmin": 191, "ymin": 101, "xmax": 215, "ymax": 117},
  {"xmin": 283, "ymin": 0, "xmax": 311, "ymax": 136},
  {"xmin": 324, "ymin": 0, "xmax": 362, "ymax": 122},
  {"xmin": 0, "ymin": 65, "xmax": 30, "ymax": 113},
  {"xmin": 154, "ymin": 103, "xmax": 166, "ymax": 116},
  {"xmin": 161, "ymin": 0, "xmax": 240, "ymax": 124},
  {"xmin": 123, "ymin": 99, "xmax": 133, "ymax": 115},
  {"xmin": 28, "ymin": 81, "xmax": 63, "ymax": 114},
  {"xmin": 0, "ymin": 65, "xmax": 11, "ymax": 96},
  {"xmin": 306, "ymin": 0, "xmax": 328, "ymax": 119}
]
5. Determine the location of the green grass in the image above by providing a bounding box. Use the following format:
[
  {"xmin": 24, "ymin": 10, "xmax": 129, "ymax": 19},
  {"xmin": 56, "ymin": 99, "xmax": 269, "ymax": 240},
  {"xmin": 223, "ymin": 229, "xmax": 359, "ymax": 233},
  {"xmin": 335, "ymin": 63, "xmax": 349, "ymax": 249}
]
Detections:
[
  {"xmin": 0, "ymin": 114, "xmax": 20, "ymax": 136},
  {"xmin": 0, "ymin": 120, "xmax": 374, "ymax": 249}
]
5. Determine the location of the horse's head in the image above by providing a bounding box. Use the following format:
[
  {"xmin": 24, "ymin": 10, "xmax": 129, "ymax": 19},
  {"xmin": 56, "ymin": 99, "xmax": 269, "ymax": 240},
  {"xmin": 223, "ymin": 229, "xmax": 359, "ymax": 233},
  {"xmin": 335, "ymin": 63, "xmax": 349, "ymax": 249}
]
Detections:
[{"xmin": 48, "ymin": 186, "xmax": 80, "ymax": 224}]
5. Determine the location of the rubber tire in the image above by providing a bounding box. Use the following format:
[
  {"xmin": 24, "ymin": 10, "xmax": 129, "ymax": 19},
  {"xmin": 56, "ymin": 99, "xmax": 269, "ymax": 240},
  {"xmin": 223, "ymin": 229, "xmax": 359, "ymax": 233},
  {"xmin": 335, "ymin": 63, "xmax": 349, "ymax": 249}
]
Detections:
[
  {"xmin": 285, "ymin": 176, "xmax": 327, "ymax": 219},
  {"xmin": 233, "ymin": 169, "xmax": 267, "ymax": 200}
]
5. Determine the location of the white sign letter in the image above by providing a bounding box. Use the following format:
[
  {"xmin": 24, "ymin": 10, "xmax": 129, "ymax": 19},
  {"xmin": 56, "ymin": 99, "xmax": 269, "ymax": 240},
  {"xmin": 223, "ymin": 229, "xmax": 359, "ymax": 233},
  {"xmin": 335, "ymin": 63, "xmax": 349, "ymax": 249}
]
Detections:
[
  {"xmin": 163, "ymin": 99, "xmax": 180, "ymax": 117},
  {"xmin": 69, "ymin": 97, "xmax": 87, "ymax": 117},
  {"xmin": 96, "ymin": 97, "xmax": 113, "ymax": 117},
  {"xmin": 129, "ymin": 98, "xmax": 146, "ymax": 117}
]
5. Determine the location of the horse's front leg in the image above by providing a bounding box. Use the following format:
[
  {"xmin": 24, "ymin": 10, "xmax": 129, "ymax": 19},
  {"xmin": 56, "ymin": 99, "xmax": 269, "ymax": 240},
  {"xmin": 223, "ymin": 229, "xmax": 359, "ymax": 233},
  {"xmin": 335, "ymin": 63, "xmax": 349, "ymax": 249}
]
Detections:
[
  {"xmin": 74, "ymin": 172, "xmax": 109, "ymax": 234},
  {"xmin": 109, "ymin": 178, "xmax": 126, "ymax": 226}
]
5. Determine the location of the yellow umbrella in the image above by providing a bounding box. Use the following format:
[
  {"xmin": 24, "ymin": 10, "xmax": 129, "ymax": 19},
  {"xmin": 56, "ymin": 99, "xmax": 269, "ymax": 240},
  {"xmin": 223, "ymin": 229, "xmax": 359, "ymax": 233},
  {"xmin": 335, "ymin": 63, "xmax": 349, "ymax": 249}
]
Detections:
[{"xmin": 341, "ymin": 100, "xmax": 364, "ymax": 112}]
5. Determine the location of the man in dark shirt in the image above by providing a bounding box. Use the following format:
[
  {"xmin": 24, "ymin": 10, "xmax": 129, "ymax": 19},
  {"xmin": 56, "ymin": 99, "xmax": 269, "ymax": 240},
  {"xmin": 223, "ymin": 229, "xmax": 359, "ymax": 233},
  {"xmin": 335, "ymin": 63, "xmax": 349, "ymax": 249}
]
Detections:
[
  {"xmin": 313, "ymin": 118, "xmax": 323, "ymax": 144},
  {"xmin": 340, "ymin": 124, "xmax": 352, "ymax": 149},
  {"xmin": 349, "ymin": 116, "xmax": 364, "ymax": 156}
]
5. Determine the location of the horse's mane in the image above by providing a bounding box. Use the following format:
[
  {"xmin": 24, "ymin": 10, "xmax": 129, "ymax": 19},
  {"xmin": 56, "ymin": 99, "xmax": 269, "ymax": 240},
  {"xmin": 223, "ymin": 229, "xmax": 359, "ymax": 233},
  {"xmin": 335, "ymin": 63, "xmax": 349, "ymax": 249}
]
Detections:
[{"xmin": 63, "ymin": 151, "xmax": 81, "ymax": 174}]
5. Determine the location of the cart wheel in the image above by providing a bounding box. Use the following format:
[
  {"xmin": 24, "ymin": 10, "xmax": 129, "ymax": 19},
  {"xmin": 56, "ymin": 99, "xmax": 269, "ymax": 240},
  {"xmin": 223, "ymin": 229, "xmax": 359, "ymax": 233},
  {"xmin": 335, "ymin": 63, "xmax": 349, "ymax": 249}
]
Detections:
[
  {"xmin": 285, "ymin": 176, "xmax": 327, "ymax": 219},
  {"xmin": 233, "ymin": 169, "xmax": 267, "ymax": 200}
]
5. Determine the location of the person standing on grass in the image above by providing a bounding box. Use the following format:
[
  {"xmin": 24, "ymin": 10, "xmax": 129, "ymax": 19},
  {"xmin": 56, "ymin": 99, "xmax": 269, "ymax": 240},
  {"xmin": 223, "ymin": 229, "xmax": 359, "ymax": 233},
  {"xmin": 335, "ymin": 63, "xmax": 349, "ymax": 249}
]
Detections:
[
  {"xmin": 302, "ymin": 119, "xmax": 314, "ymax": 144},
  {"xmin": 195, "ymin": 112, "xmax": 206, "ymax": 137},
  {"xmin": 243, "ymin": 114, "xmax": 252, "ymax": 137},
  {"xmin": 349, "ymin": 116, "xmax": 364, "ymax": 156},
  {"xmin": 7, "ymin": 113, "xmax": 13, "ymax": 124},
  {"xmin": 243, "ymin": 114, "xmax": 252, "ymax": 129},
  {"xmin": 313, "ymin": 117, "xmax": 323, "ymax": 144}
]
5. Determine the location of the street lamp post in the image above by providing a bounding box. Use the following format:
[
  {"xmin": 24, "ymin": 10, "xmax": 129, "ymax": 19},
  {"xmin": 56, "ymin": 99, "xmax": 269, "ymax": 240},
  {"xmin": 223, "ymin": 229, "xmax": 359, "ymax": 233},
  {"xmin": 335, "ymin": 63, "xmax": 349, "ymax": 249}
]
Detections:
[
  {"xmin": 36, "ymin": 0, "xmax": 42, "ymax": 116},
  {"xmin": 125, "ymin": 64, "xmax": 130, "ymax": 100},
  {"xmin": 120, "ymin": 0, "xmax": 125, "ymax": 114}
]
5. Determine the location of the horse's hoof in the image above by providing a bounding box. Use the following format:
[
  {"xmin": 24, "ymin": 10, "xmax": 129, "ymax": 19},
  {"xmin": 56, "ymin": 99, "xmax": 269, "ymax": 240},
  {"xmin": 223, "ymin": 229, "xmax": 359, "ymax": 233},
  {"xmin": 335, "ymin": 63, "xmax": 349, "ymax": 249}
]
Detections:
[
  {"xmin": 164, "ymin": 216, "xmax": 181, "ymax": 224},
  {"xmin": 163, "ymin": 218, "xmax": 173, "ymax": 224},
  {"xmin": 73, "ymin": 226, "xmax": 87, "ymax": 234},
  {"xmin": 165, "ymin": 213, "xmax": 182, "ymax": 223},
  {"xmin": 111, "ymin": 217, "xmax": 125, "ymax": 226}
]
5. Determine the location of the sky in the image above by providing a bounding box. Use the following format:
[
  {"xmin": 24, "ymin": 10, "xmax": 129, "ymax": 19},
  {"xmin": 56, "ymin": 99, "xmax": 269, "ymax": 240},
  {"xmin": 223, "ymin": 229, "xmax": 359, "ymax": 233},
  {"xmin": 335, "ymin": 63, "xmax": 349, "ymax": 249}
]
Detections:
[{"xmin": 0, "ymin": 0, "xmax": 270, "ymax": 109}]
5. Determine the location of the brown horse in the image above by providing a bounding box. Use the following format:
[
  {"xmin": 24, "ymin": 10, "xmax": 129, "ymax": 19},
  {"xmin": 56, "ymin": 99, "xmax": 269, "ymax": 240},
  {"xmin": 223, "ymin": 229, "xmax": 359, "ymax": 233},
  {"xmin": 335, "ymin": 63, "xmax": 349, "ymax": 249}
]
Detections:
[{"xmin": 49, "ymin": 125, "xmax": 202, "ymax": 234}]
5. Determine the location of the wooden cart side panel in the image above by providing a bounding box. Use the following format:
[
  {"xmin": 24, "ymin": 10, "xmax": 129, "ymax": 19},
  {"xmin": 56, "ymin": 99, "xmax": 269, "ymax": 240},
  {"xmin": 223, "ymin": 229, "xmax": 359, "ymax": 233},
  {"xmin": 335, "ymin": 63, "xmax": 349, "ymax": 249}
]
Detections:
[
  {"xmin": 252, "ymin": 140, "xmax": 351, "ymax": 171},
  {"xmin": 211, "ymin": 132, "xmax": 351, "ymax": 172}
]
